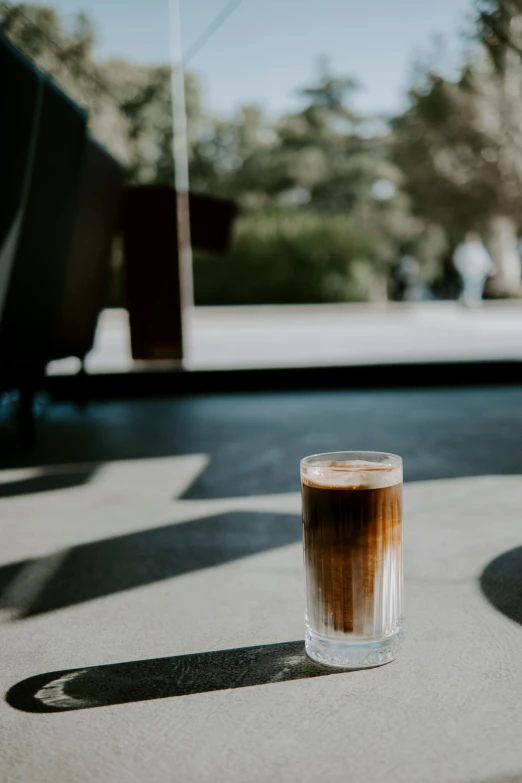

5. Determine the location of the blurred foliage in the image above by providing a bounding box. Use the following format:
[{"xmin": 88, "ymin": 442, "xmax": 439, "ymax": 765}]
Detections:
[
  {"xmin": 0, "ymin": 1, "xmax": 201, "ymax": 182},
  {"xmin": 195, "ymin": 211, "xmax": 397, "ymax": 305},
  {"xmin": 191, "ymin": 64, "xmax": 421, "ymax": 304},
  {"xmin": 393, "ymin": 0, "xmax": 522, "ymax": 292},
  {"xmin": 3, "ymin": 1, "xmax": 522, "ymax": 300}
]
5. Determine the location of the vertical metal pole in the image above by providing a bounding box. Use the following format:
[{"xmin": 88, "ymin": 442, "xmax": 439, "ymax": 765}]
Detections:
[{"xmin": 168, "ymin": 0, "xmax": 193, "ymax": 343}]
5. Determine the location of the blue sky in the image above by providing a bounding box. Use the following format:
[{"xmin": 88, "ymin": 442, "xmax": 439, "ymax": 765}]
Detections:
[{"xmin": 48, "ymin": 0, "xmax": 475, "ymax": 117}]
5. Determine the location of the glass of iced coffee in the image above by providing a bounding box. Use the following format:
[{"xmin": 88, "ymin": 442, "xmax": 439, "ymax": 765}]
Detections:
[{"xmin": 301, "ymin": 451, "xmax": 403, "ymax": 669}]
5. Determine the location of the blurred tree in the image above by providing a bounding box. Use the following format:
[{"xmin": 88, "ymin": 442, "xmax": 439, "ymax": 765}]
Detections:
[
  {"xmin": 189, "ymin": 62, "xmax": 441, "ymax": 303},
  {"xmin": 0, "ymin": 2, "xmax": 102, "ymax": 101},
  {"xmin": 394, "ymin": 0, "xmax": 522, "ymax": 294},
  {"xmin": 188, "ymin": 104, "xmax": 281, "ymax": 205},
  {"xmin": 0, "ymin": 1, "xmax": 203, "ymax": 185},
  {"xmin": 277, "ymin": 65, "xmax": 376, "ymax": 213}
]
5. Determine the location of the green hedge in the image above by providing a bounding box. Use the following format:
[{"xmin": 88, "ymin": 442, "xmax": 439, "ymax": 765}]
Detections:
[{"xmin": 194, "ymin": 211, "xmax": 395, "ymax": 305}]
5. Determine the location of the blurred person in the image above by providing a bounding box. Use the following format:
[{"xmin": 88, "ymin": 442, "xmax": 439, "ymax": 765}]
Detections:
[
  {"xmin": 395, "ymin": 255, "xmax": 425, "ymax": 301},
  {"xmin": 453, "ymin": 232, "xmax": 493, "ymax": 305}
]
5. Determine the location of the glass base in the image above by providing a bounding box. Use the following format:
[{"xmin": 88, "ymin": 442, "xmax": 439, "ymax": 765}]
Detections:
[{"xmin": 305, "ymin": 627, "xmax": 403, "ymax": 669}]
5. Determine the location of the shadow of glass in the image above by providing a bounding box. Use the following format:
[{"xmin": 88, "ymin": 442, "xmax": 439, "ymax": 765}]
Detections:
[
  {"xmin": 480, "ymin": 545, "xmax": 522, "ymax": 626},
  {"xmin": 6, "ymin": 640, "xmax": 340, "ymax": 713},
  {"xmin": 0, "ymin": 511, "xmax": 300, "ymax": 618},
  {"xmin": 0, "ymin": 468, "xmax": 96, "ymax": 498},
  {"xmin": 0, "ymin": 561, "xmax": 28, "ymax": 594}
]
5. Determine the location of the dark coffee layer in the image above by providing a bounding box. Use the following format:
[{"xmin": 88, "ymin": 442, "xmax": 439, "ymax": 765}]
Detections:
[{"xmin": 302, "ymin": 481, "xmax": 402, "ymax": 636}]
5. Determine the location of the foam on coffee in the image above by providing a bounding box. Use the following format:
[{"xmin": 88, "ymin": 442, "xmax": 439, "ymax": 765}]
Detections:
[{"xmin": 302, "ymin": 459, "xmax": 401, "ymax": 491}]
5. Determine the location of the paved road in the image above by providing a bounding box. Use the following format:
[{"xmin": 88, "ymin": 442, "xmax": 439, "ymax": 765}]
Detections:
[{"xmin": 47, "ymin": 301, "xmax": 522, "ymax": 374}]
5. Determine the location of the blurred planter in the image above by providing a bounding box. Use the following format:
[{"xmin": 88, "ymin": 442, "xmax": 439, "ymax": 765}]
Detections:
[{"xmin": 119, "ymin": 187, "xmax": 237, "ymax": 360}]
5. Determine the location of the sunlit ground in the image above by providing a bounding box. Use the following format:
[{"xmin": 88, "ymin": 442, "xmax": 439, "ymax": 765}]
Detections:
[{"xmin": 46, "ymin": 301, "xmax": 522, "ymax": 375}]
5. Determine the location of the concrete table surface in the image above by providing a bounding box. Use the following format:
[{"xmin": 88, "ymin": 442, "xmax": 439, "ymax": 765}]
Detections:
[{"xmin": 1, "ymin": 389, "xmax": 522, "ymax": 782}]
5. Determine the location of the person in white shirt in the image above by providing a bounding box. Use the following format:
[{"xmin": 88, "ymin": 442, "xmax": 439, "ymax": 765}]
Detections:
[{"xmin": 453, "ymin": 232, "xmax": 493, "ymax": 304}]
